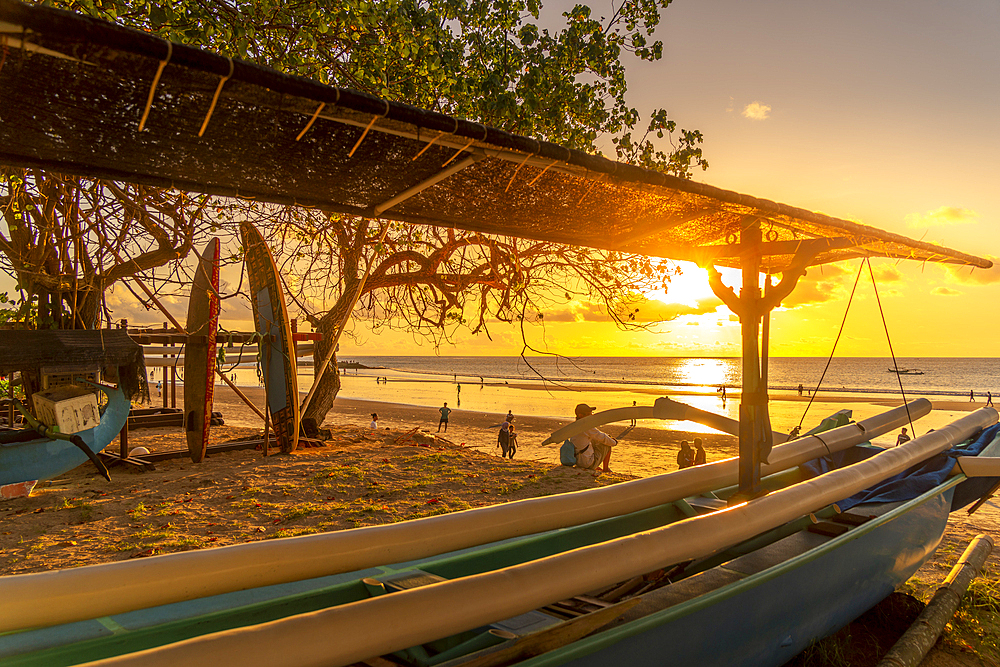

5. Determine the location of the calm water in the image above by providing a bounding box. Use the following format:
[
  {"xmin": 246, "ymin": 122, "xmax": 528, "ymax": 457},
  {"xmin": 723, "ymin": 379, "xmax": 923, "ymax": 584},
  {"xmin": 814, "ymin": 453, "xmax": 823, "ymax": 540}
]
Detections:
[
  {"xmin": 340, "ymin": 356, "xmax": 1000, "ymax": 397},
  {"xmin": 184, "ymin": 356, "xmax": 997, "ymax": 448}
]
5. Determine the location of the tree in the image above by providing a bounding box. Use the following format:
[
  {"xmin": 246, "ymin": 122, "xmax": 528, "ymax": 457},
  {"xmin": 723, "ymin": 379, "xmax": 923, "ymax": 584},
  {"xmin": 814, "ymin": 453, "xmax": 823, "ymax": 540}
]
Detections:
[
  {"xmin": 13, "ymin": 0, "xmax": 708, "ymax": 424},
  {"xmin": 241, "ymin": 205, "xmax": 678, "ymax": 422},
  {"xmin": 0, "ymin": 169, "xmax": 210, "ymax": 328}
]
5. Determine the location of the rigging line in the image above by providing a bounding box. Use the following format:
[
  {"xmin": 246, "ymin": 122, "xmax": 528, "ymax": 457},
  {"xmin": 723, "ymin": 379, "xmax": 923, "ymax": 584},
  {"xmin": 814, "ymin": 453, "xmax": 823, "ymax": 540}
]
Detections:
[
  {"xmin": 798, "ymin": 259, "xmax": 865, "ymax": 430},
  {"xmin": 866, "ymin": 256, "xmax": 915, "ymax": 438}
]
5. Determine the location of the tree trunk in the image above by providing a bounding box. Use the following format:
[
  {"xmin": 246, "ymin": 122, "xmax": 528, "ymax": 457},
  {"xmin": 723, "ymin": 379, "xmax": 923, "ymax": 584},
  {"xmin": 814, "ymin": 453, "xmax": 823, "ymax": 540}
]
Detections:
[{"xmin": 302, "ymin": 314, "xmax": 343, "ymax": 426}]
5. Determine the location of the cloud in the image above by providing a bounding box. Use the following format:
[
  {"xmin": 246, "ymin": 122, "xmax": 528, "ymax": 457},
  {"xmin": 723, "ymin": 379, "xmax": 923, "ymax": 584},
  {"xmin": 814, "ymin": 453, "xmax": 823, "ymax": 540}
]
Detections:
[
  {"xmin": 870, "ymin": 265, "xmax": 903, "ymax": 282},
  {"xmin": 541, "ymin": 296, "xmax": 723, "ymax": 324},
  {"xmin": 742, "ymin": 102, "xmax": 771, "ymax": 120},
  {"xmin": 633, "ymin": 297, "xmax": 723, "ymax": 322},
  {"xmin": 539, "ymin": 302, "xmax": 608, "ymax": 323},
  {"xmin": 943, "ymin": 257, "xmax": 1000, "ymax": 285},
  {"xmin": 931, "ymin": 286, "xmax": 961, "ymax": 296},
  {"xmin": 778, "ymin": 263, "xmax": 855, "ymax": 307},
  {"xmin": 905, "ymin": 206, "xmax": 978, "ymax": 229}
]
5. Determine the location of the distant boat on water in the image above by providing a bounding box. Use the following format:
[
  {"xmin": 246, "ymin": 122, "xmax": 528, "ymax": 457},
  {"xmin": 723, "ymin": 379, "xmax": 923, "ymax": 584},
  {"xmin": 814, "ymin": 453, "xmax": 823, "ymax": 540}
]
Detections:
[{"xmin": 888, "ymin": 367, "xmax": 925, "ymax": 375}]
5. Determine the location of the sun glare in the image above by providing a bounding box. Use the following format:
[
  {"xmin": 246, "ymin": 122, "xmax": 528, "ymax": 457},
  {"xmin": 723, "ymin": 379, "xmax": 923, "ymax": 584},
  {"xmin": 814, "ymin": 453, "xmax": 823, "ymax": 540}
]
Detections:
[{"xmin": 649, "ymin": 262, "xmax": 715, "ymax": 307}]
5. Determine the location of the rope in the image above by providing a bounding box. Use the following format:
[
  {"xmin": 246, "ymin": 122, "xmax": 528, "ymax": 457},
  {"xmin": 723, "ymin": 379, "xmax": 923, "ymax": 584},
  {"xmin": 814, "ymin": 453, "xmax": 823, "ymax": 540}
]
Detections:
[
  {"xmin": 867, "ymin": 256, "xmax": 916, "ymax": 438},
  {"xmin": 798, "ymin": 259, "xmax": 865, "ymax": 429}
]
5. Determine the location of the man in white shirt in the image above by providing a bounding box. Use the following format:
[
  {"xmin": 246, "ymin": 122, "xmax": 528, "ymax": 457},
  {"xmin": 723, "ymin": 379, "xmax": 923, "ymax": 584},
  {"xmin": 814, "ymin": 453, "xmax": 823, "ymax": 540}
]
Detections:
[{"xmin": 570, "ymin": 404, "xmax": 617, "ymax": 473}]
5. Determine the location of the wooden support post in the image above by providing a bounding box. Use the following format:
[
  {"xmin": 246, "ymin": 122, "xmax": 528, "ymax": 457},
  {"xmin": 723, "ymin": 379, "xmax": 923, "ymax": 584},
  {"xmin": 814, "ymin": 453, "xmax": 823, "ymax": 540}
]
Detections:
[
  {"xmin": 170, "ymin": 335, "xmax": 177, "ymax": 409},
  {"xmin": 119, "ymin": 421, "xmax": 129, "ymax": 459},
  {"xmin": 736, "ymin": 220, "xmax": 765, "ymax": 502}
]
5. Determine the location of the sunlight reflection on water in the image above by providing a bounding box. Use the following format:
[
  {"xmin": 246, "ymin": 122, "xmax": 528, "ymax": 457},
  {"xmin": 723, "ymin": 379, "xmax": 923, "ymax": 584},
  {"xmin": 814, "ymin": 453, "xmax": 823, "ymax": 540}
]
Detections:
[{"xmin": 211, "ymin": 364, "xmax": 968, "ymax": 450}]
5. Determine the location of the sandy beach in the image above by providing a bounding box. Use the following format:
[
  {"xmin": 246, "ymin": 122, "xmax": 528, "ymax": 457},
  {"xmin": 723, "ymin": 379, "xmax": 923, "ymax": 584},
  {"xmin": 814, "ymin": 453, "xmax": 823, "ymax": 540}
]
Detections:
[{"xmin": 1, "ymin": 386, "xmax": 998, "ymax": 665}]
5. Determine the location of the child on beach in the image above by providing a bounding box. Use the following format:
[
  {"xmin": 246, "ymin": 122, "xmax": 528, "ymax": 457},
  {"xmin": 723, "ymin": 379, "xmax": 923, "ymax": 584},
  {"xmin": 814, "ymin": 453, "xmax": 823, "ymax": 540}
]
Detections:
[
  {"xmin": 677, "ymin": 441, "xmax": 694, "ymax": 469},
  {"xmin": 896, "ymin": 428, "xmax": 910, "ymax": 446},
  {"xmin": 370, "ymin": 413, "xmax": 378, "ymax": 430},
  {"xmin": 438, "ymin": 402, "xmax": 451, "ymax": 432},
  {"xmin": 507, "ymin": 424, "xmax": 517, "ymax": 459}
]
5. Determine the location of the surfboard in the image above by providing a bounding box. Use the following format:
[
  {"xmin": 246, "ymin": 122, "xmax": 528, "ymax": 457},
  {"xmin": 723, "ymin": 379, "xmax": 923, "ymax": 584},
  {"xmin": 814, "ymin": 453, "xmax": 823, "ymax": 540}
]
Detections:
[
  {"xmin": 184, "ymin": 237, "xmax": 221, "ymax": 463},
  {"xmin": 240, "ymin": 222, "xmax": 299, "ymax": 453}
]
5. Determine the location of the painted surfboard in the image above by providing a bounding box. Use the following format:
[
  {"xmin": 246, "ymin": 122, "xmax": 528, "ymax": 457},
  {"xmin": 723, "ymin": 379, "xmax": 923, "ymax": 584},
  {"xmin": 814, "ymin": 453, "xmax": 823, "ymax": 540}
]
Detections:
[
  {"xmin": 240, "ymin": 222, "xmax": 299, "ymax": 453},
  {"xmin": 184, "ymin": 237, "xmax": 221, "ymax": 463}
]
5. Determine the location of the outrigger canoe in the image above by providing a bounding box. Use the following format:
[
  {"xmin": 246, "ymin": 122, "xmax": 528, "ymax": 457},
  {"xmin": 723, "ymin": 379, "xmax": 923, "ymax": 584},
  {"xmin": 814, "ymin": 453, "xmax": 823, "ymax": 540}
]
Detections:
[{"xmin": 1, "ymin": 403, "xmax": 998, "ymax": 667}]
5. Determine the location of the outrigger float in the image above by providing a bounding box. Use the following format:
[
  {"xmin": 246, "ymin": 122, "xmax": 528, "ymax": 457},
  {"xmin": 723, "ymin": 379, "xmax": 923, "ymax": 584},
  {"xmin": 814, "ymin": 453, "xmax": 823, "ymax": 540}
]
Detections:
[
  {"xmin": 0, "ymin": 330, "xmax": 146, "ymax": 498},
  {"xmin": 0, "ymin": 2, "xmax": 998, "ymax": 665}
]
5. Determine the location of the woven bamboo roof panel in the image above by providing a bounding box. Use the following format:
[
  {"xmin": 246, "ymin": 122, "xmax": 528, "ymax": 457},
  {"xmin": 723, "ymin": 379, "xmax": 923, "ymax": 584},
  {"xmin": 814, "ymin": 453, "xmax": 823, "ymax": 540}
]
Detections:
[{"xmin": 0, "ymin": 0, "xmax": 991, "ymax": 272}]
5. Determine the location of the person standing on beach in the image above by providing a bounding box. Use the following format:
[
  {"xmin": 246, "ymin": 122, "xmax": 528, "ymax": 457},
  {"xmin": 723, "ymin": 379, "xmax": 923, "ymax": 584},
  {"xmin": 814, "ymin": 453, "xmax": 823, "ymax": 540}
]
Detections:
[
  {"xmin": 498, "ymin": 418, "xmax": 511, "ymax": 457},
  {"xmin": 677, "ymin": 441, "xmax": 694, "ymax": 469},
  {"xmin": 438, "ymin": 402, "xmax": 452, "ymax": 432},
  {"xmin": 896, "ymin": 428, "xmax": 911, "ymax": 446},
  {"xmin": 970, "ymin": 390, "xmax": 975, "ymax": 402},
  {"xmin": 797, "ymin": 384, "xmax": 804, "ymax": 396},
  {"xmin": 988, "ymin": 392, "xmax": 994, "ymax": 407},
  {"xmin": 569, "ymin": 404, "xmax": 616, "ymax": 473},
  {"xmin": 630, "ymin": 401, "xmax": 637, "ymax": 427},
  {"xmin": 507, "ymin": 410, "xmax": 514, "ymax": 422},
  {"xmin": 693, "ymin": 439, "xmax": 706, "ymax": 466}
]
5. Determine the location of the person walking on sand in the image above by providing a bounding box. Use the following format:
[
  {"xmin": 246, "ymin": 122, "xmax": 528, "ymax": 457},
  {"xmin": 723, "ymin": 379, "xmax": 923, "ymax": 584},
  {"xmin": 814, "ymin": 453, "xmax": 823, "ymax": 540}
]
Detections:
[
  {"xmin": 369, "ymin": 413, "xmax": 378, "ymax": 430},
  {"xmin": 506, "ymin": 410, "xmax": 514, "ymax": 423},
  {"xmin": 896, "ymin": 428, "xmax": 911, "ymax": 446},
  {"xmin": 677, "ymin": 441, "xmax": 694, "ymax": 469},
  {"xmin": 987, "ymin": 392, "xmax": 994, "ymax": 406},
  {"xmin": 498, "ymin": 418, "xmax": 512, "ymax": 457},
  {"xmin": 507, "ymin": 424, "xmax": 518, "ymax": 459},
  {"xmin": 438, "ymin": 402, "xmax": 452, "ymax": 432},
  {"xmin": 569, "ymin": 404, "xmax": 616, "ymax": 474},
  {"xmin": 797, "ymin": 384, "xmax": 804, "ymax": 396},
  {"xmin": 970, "ymin": 390, "xmax": 975, "ymax": 402},
  {"xmin": 693, "ymin": 438, "xmax": 706, "ymax": 466}
]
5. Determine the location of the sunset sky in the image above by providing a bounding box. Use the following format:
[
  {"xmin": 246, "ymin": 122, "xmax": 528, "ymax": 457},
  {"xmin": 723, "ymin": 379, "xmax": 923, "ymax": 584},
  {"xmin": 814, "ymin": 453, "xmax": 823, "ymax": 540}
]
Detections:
[
  {"xmin": 14, "ymin": 0, "xmax": 999, "ymax": 358},
  {"xmin": 337, "ymin": 0, "xmax": 1000, "ymax": 358}
]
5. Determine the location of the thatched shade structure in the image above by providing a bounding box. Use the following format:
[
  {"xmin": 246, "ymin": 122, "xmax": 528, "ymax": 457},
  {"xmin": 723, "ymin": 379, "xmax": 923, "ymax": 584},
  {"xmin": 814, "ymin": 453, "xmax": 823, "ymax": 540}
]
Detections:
[{"xmin": 0, "ymin": 0, "xmax": 991, "ymax": 273}]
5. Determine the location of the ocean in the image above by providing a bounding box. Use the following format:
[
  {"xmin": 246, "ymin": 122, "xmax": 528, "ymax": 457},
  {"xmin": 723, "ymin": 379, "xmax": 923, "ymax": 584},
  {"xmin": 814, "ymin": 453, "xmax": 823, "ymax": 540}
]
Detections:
[{"xmin": 194, "ymin": 356, "xmax": 998, "ymax": 447}]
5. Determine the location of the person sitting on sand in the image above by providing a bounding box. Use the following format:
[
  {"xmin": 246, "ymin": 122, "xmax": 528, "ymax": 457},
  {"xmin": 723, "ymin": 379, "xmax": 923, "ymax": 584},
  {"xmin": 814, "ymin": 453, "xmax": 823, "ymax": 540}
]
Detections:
[
  {"xmin": 896, "ymin": 428, "xmax": 911, "ymax": 446},
  {"xmin": 438, "ymin": 402, "xmax": 451, "ymax": 432},
  {"xmin": 677, "ymin": 441, "xmax": 694, "ymax": 469},
  {"xmin": 370, "ymin": 413, "xmax": 378, "ymax": 430},
  {"xmin": 569, "ymin": 403, "xmax": 616, "ymax": 474},
  {"xmin": 693, "ymin": 438, "xmax": 706, "ymax": 466}
]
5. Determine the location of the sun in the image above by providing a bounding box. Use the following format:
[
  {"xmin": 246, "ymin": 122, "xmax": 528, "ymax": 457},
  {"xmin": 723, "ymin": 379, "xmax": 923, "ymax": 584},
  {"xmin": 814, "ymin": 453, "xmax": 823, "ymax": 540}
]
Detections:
[{"xmin": 649, "ymin": 262, "xmax": 716, "ymax": 307}]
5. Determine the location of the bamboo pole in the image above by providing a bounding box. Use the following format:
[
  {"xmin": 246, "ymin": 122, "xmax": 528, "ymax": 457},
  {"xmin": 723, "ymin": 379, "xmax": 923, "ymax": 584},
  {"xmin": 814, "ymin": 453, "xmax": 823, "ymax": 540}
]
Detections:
[
  {"xmin": 63, "ymin": 409, "xmax": 998, "ymax": 667},
  {"xmin": 0, "ymin": 400, "xmax": 947, "ymax": 633},
  {"xmin": 875, "ymin": 534, "xmax": 994, "ymax": 667}
]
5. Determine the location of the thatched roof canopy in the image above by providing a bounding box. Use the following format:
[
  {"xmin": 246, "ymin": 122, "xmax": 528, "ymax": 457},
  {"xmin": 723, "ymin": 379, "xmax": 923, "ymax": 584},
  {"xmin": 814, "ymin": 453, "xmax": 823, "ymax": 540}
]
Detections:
[{"xmin": 0, "ymin": 0, "xmax": 991, "ymax": 273}]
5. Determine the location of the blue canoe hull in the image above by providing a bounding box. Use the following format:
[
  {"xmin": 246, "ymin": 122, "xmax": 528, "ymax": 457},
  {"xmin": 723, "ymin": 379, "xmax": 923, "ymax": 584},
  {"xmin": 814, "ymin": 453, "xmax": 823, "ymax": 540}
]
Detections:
[
  {"xmin": 522, "ymin": 483, "xmax": 955, "ymax": 667},
  {"xmin": 0, "ymin": 386, "xmax": 129, "ymax": 486}
]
